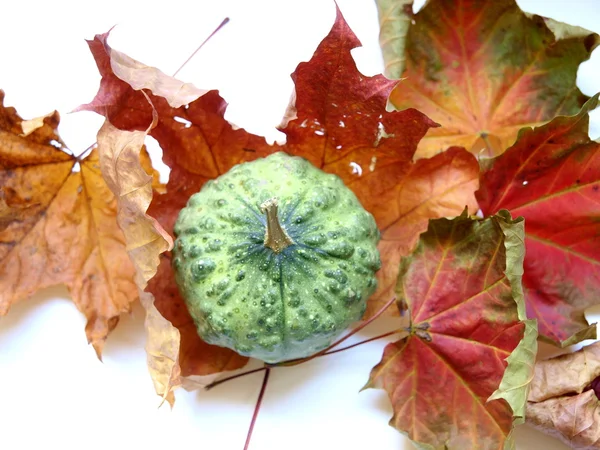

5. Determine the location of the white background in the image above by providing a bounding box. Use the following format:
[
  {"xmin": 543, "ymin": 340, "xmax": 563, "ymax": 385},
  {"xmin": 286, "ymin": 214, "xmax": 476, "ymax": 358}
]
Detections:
[{"xmin": 1, "ymin": 1, "xmax": 600, "ymax": 449}]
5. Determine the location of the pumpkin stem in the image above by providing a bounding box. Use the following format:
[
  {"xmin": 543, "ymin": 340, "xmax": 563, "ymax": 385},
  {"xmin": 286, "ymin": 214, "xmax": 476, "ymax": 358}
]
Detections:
[{"xmin": 260, "ymin": 198, "xmax": 294, "ymax": 253}]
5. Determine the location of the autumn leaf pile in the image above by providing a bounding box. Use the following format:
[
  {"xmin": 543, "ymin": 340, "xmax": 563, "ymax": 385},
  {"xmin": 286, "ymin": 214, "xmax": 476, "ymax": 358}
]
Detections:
[{"xmin": 2, "ymin": 0, "xmax": 600, "ymax": 448}]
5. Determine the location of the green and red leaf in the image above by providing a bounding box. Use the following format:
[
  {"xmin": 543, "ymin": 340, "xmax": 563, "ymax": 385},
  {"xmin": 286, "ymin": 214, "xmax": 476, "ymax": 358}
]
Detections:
[
  {"xmin": 379, "ymin": 0, "xmax": 599, "ymax": 158},
  {"xmin": 365, "ymin": 211, "xmax": 537, "ymax": 450},
  {"xmin": 477, "ymin": 95, "xmax": 600, "ymax": 347}
]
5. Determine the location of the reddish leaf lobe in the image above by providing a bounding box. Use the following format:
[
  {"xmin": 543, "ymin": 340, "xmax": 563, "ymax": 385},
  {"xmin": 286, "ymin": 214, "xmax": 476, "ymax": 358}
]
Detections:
[
  {"xmin": 76, "ymin": 32, "xmax": 148, "ymax": 121},
  {"xmin": 477, "ymin": 96, "xmax": 600, "ymax": 346}
]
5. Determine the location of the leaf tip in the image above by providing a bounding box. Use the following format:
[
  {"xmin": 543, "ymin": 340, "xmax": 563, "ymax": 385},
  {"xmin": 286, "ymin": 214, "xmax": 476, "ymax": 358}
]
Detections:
[{"xmin": 92, "ymin": 341, "xmax": 105, "ymax": 363}]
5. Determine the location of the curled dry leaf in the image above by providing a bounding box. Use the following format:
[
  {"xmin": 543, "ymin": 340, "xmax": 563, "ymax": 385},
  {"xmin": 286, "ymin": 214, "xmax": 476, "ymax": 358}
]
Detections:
[
  {"xmin": 0, "ymin": 91, "xmax": 138, "ymax": 357},
  {"xmin": 96, "ymin": 115, "xmax": 180, "ymax": 404},
  {"xmin": 82, "ymin": 8, "xmax": 479, "ymax": 399},
  {"xmin": 365, "ymin": 211, "xmax": 537, "ymax": 450},
  {"xmin": 477, "ymin": 95, "xmax": 600, "ymax": 347},
  {"xmin": 378, "ymin": 0, "xmax": 599, "ymax": 158},
  {"xmin": 75, "ymin": 30, "xmax": 207, "ymax": 115},
  {"xmin": 527, "ymin": 342, "xmax": 600, "ymax": 449}
]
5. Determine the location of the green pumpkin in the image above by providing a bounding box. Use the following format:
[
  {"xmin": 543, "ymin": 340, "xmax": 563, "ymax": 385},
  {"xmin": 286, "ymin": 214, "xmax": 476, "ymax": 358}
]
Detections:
[{"xmin": 172, "ymin": 152, "xmax": 381, "ymax": 363}]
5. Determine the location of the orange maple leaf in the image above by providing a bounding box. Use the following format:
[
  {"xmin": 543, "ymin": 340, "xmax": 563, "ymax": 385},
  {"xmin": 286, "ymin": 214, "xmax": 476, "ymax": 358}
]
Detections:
[{"xmin": 0, "ymin": 91, "xmax": 138, "ymax": 357}]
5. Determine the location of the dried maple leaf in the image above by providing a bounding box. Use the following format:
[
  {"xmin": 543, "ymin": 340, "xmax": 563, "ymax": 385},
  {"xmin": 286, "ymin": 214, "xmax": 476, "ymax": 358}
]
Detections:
[
  {"xmin": 82, "ymin": 8, "xmax": 479, "ymax": 399},
  {"xmin": 477, "ymin": 95, "xmax": 600, "ymax": 347},
  {"xmin": 95, "ymin": 117, "xmax": 182, "ymax": 403},
  {"xmin": 365, "ymin": 211, "xmax": 537, "ymax": 450},
  {"xmin": 527, "ymin": 342, "xmax": 600, "ymax": 449},
  {"xmin": 0, "ymin": 91, "xmax": 138, "ymax": 357},
  {"xmin": 378, "ymin": 0, "xmax": 599, "ymax": 158},
  {"xmin": 74, "ymin": 30, "xmax": 207, "ymax": 116}
]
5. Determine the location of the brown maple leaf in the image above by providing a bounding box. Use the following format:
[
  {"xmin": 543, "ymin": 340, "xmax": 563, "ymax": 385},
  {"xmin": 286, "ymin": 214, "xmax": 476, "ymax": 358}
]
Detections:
[
  {"xmin": 377, "ymin": 0, "xmax": 599, "ymax": 158},
  {"xmin": 82, "ymin": 8, "xmax": 479, "ymax": 400},
  {"xmin": 528, "ymin": 342, "xmax": 600, "ymax": 449},
  {"xmin": 0, "ymin": 91, "xmax": 138, "ymax": 357}
]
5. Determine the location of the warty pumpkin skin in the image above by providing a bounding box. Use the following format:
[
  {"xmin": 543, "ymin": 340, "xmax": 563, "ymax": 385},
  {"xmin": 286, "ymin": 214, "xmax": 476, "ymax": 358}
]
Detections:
[{"xmin": 173, "ymin": 152, "xmax": 381, "ymax": 363}]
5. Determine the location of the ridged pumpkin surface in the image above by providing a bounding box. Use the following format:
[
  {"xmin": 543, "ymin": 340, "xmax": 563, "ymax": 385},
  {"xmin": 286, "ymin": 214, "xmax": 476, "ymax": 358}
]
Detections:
[{"xmin": 173, "ymin": 152, "xmax": 381, "ymax": 363}]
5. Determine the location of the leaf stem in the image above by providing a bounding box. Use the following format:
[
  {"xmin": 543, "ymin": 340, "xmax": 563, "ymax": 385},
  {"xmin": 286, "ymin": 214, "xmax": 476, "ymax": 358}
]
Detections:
[
  {"xmin": 322, "ymin": 330, "xmax": 400, "ymax": 356},
  {"xmin": 205, "ymin": 366, "xmax": 267, "ymax": 391},
  {"xmin": 74, "ymin": 142, "xmax": 97, "ymax": 161},
  {"xmin": 243, "ymin": 367, "xmax": 270, "ymax": 450},
  {"xmin": 205, "ymin": 328, "xmax": 400, "ymax": 391},
  {"xmin": 172, "ymin": 17, "xmax": 230, "ymax": 77}
]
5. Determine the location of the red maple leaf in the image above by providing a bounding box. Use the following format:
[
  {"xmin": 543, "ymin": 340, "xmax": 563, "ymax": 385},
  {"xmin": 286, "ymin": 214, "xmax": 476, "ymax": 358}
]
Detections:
[
  {"xmin": 366, "ymin": 212, "xmax": 534, "ymax": 449},
  {"xmin": 477, "ymin": 96, "xmax": 600, "ymax": 347}
]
